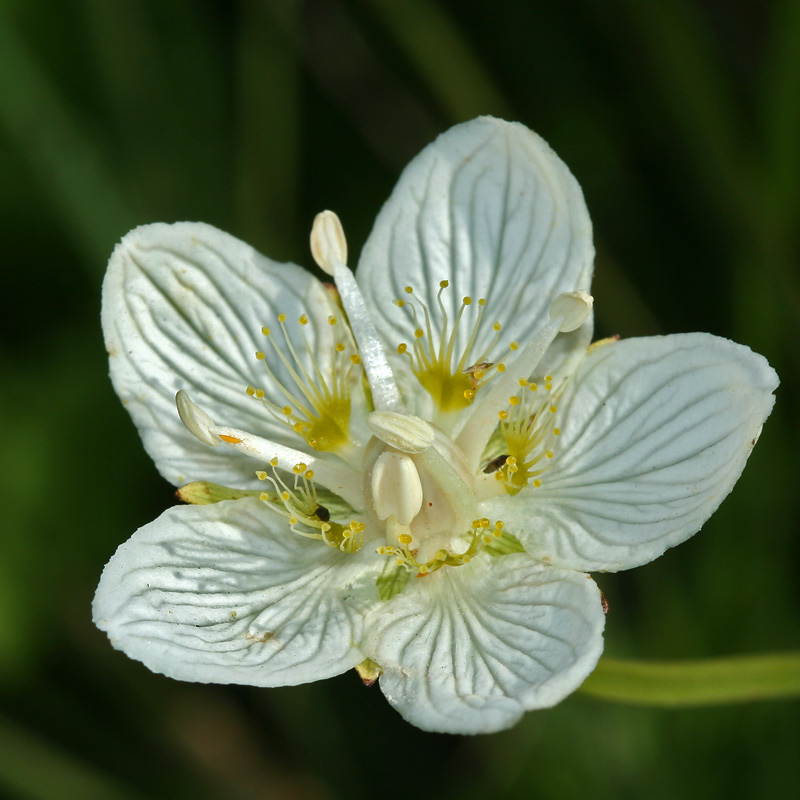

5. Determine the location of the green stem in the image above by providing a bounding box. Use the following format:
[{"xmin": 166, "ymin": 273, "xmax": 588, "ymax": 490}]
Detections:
[{"xmin": 580, "ymin": 654, "xmax": 800, "ymax": 706}]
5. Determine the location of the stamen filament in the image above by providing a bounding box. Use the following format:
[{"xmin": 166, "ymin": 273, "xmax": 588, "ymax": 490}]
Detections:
[
  {"xmin": 333, "ymin": 261, "xmax": 404, "ymax": 413},
  {"xmin": 212, "ymin": 422, "xmax": 363, "ymax": 508}
]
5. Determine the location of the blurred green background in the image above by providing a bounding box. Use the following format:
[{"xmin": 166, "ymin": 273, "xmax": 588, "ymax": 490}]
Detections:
[{"xmin": 1, "ymin": 0, "xmax": 798, "ymax": 798}]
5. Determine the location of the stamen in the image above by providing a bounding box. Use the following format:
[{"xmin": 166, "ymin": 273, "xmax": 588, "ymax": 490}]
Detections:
[
  {"xmin": 310, "ymin": 211, "xmax": 403, "ymax": 413},
  {"xmin": 175, "ymin": 393, "xmax": 364, "ymax": 508}
]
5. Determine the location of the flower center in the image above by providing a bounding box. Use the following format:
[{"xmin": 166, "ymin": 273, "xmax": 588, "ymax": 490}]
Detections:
[{"xmin": 365, "ymin": 410, "xmax": 504, "ymax": 574}]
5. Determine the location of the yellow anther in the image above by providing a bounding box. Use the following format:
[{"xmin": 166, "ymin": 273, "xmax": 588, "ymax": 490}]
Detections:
[
  {"xmin": 305, "ymin": 470, "xmax": 315, "ymax": 480},
  {"xmin": 546, "ymin": 450, "xmax": 554, "ymax": 459},
  {"xmin": 510, "ymin": 341, "xmax": 519, "ymax": 350},
  {"xmin": 335, "ymin": 342, "xmax": 345, "ymax": 352},
  {"xmin": 270, "ymin": 457, "xmax": 279, "ymax": 467},
  {"xmin": 545, "ymin": 375, "xmax": 553, "ymax": 382},
  {"xmin": 281, "ymin": 491, "xmax": 290, "ymax": 501},
  {"xmin": 464, "ymin": 389, "xmax": 475, "ymax": 400},
  {"xmin": 404, "ymin": 286, "xmax": 413, "ymax": 294},
  {"xmin": 530, "ymin": 383, "xmax": 538, "ymax": 391},
  {"xmin": 255, "ymin": 389, "xmax": 264, "ymax": 399},
  {"xmin": 261, "ymin": 326, "xmax": 270, "ymax": 336},
  {"xmin": 283, "ymin": 405, "xmax": 292, "ymax": 415},
  {"xmin": 518, "ymin": 378, "xmax": 528, "ymax": 387},
  {"xmin": 219, "ymin": 434, "xmax": 242, "ymax": 444},
  {"xmin": 463, "ymin": 297, "xmax": 472, "ymax": 306},
  {"xmin": 299, "ymin": 314, "xmax": 309, "ymax": 325},
  {"xmin": 259, "ymin": 492, "xmax": 269, "ymax": 501},
  {"xmin": 533, "ymin": 479, "xmax": 542, "ymax": 487},
  {"xmin": 398, "ymin": 533, "xmax": 413, "ymax": 545},
  {"xmin": 497, "ymin": 363, "xmax": 506, "ymax": 373},
  {"xmin": 394, "ymin": 299, "xmax": 406, "ymax": 308},
  {"xmin": 554, "ymin": 428, "xmax": 561, "ymax": 436},
  {"xmin": 439, "ymin": 280, "xmax": 449, "ymax": 288},
  {"xmin": 478, "ymin": 298, "xmax": 486, "ymax": 306},
  {"xmin": 293, "ymin": 463, "xmax": 307, "ymax": 474},
  {"xmin": 292, "ymin": 422, "xmax": 304, "ymax": 433},
  {"xmin": 246, "ymin": 385, "xmax": 256, "ymax": 396},
  {"xmin": 256, "ymin": 471, "xmax": 267, "ymax": 480},
  {"xmin": 509, "ymin": 396, "xmax": 520, "ymax": 406},
  {"xmin": 256, "ymin": 351, "xmax": 266, "ymax": 360},
  {"xmin": 549, "ymin": 405, "xmax": 557, "ymax": 413},
  {"xmin": 498, "ymin": 410, "xmax": 509, "ymax": 420},
  {"xmin": 278, "ymin": 313, "xmax": 286, "ymax": 323},
  {"xmin": 414, "ymin": 328, "xmax": 424, "ymax": 338},
  {"xmin": 328, "ymin": 315, "xmax": 337, "ymax": 325},
  {"xmin": 493, "ymin": 321, "xmax": 502, "ymax": 331},
  {"xmin": 351, "ymin": 354, "xmax": 361, "ymax": 365},
  {"xmin": 397, "ymin": 343, "xmax": 408, "ymax": 354}
]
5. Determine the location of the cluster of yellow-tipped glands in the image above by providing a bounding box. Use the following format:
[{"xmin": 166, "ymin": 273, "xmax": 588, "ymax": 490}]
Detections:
[
  {"xmin": 239, "ymin": 280, "xmax": 560, "ymax": 570},
  {"xmin": 246, "ymin": 311, "xmax": 360, "ymax": 453},
  {"xmin": 376, "ymin": 518, "xmax": 506, "ymax": 574},
  {"xmin": 256, "ymin": 458, "xmax": 365, "ymax": 554}
]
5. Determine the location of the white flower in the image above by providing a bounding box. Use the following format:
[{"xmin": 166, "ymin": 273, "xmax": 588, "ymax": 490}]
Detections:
[{"xmin": 94, "ymin": 117, "xmax": 778, "ymax": 735}]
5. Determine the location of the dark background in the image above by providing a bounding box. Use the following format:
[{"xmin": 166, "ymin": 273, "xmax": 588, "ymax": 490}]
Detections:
[{"xmin": 1, "ymin": 1, "xmax": 798, "ymax": 798}]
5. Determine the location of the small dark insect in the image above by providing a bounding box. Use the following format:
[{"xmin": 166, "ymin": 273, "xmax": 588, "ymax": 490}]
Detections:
[
  {"xmin": 482, "ymin": 454, "xmax": 510, "ymax": 474},
  {"xmin": 314, "ymin": 504, "xmax": 331, "ymax": 522}
]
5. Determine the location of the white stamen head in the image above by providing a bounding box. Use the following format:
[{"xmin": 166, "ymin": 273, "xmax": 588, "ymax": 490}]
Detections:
[
  {"xmin": 176, "ymin": 390, "xmax": 220, "ymax": 447},
  {"xmin": 310, "ymin": 210, "xmax": 348, "ymax": 276},
  {"xmin": 367, "ymin": 411, "xmax": 435, "ymax": 453},
  {"xmin": 370, "ymin": 451, "xmax": 424, "ymax": 526},
  {"xmin": 549, "ymin": 290, "xmax": 593, "ymax": 332}
]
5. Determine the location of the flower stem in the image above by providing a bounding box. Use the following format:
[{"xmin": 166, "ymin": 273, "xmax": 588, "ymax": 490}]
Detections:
[{"xmin": 579, "ymin": 653, "xmax": 800, "ymax": 706}]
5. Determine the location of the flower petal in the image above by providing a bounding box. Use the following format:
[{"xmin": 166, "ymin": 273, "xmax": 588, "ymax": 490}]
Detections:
[
  {"xmin": 363, "ymin": 555, "xmax": 605, "ymax": 734},
  {"xmin": 357, "ymin": 116, "xmax": 594, "ymax": 372},
  {"xmin": 102, "ymin": 222, "xmax": 340, "ymax": 487},
  {"xmin": 497, "ymin": 334, "xmax": 779, "ymax": 572},
  {"xmin": 93, "ymin": 498, "xmax": 380, "ymax": 686}
]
